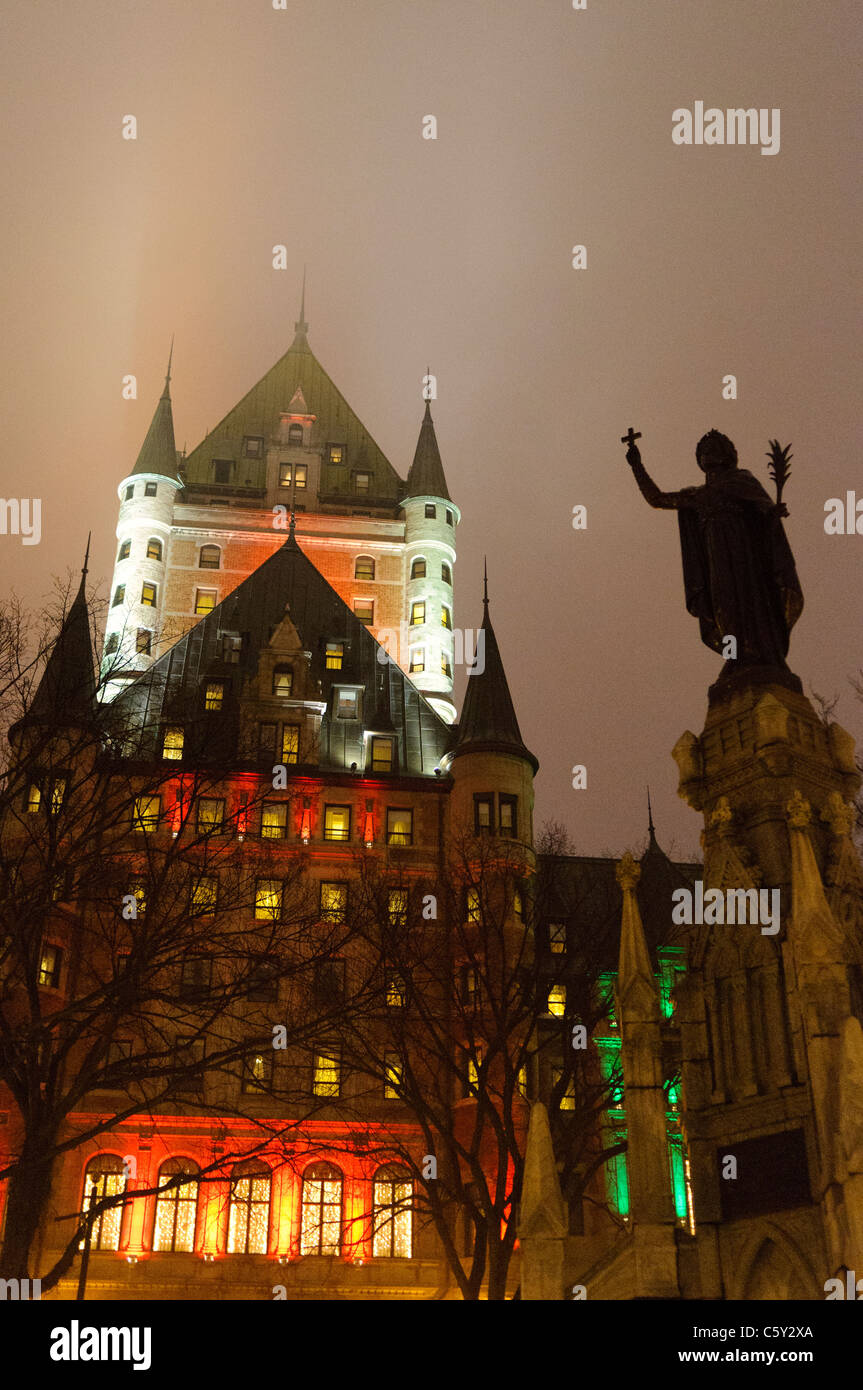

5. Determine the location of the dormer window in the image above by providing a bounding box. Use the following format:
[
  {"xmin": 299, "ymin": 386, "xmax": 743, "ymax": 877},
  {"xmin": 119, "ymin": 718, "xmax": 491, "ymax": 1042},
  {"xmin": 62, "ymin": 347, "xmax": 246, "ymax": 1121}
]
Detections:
[
  {"xmin": 355, "ymin": 556, "xmax": 375, "ymax": 580},
  {"xmin": 327, "ymin": 445, "xmax": 344, "ymax": 466},
  {"xmin": 244, "ymin": 436, "xmax": 264, "ymax": 458},
  {"xmin": 118, "ymin": 540, "xmax": 131, "ymax": 562},
  {"xmin": 354, "ymin": 472, "xmax": 370, "ymax": 493},
  {"xmin": 212, "ymin": 459, "xmax": 233, "ymax": 485},
  {"xmin": 336, "ymin": 689, "xmax": 359, "ymax": 720},
  {"xmin": 410, "ymin": 558, "xmax": 426, "ymax": 579},
  {"xmin": 272, "ymin": 667, "xmax": 293, "ymax": 697},
  {"xmin": 199, "ymin": 545, "xmax": 220, "ymax": 570},
  {"xmin": 287, "ymin": 423, "xmax": 304, "ymax": 446},
  {"xmin": 204, "ymin": 681, "xmax": 225, "ymax": 711},
  {"xmin": 325, "ymin": 642, "xmax": 344, "ymax": 671},
  {"xmin": 146, "ymin": 538, "xmax": 162, "ymax": 561},
  {"xmin": 370, "ymin": 737, "xmax": 394, "ymax": 774},
  {"xmin": 145, "ymin": 482, "xmax": 158, "ymax": 497},
  {"xmin": 424, "ymin": 504, "xmax": 436, "ymax": 519},
  {"xmin": 441, "ymin": 562, "xmax": 452, "ymax": 584},
  {"xmin": 162, "ymin": 727, "xmax": 184, "ymax": 761}
]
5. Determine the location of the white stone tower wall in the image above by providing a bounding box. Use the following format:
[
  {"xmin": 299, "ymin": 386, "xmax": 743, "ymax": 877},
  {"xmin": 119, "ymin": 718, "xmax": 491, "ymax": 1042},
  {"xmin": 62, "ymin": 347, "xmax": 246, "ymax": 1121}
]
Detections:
[
  {"xmin": 101, "ymin": 472, "xmax": 181, "ymax": 694},
  {"xmin": 402, "ymin": 496, "xmax": 458, "ymax": 723}
]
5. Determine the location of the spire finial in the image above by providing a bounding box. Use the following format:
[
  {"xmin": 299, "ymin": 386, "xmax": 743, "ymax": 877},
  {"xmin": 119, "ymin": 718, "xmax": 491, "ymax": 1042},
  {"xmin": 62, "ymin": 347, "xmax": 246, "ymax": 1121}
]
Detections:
[
  {"xmin": 482, "ymin": 557, "xmax": 489, "ymax": 610},
  {"xmin": 289, "ymin": 508, "xmax": 296, "ymax": 539},
  {"xmin": 296, "ymin": 268, "xmax": 307, "ymax": 332},
  {"xmin": 81, "ymin": 532, "xmax": 91, "ymax": 583},
  {"xmin": 647, "ymin": 786, "xmax": 656, "ymax": 843},
  {"xmin": 163, "ymin": 336, "xmax": 174, "ymax": 396}
]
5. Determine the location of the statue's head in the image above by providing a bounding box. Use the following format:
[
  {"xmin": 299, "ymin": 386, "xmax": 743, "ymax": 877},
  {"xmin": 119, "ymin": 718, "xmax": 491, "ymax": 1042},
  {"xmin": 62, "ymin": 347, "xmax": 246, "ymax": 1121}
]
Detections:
[{"xmin": 696, "ymin": 430, "xmax": 738, "ymax": 474}]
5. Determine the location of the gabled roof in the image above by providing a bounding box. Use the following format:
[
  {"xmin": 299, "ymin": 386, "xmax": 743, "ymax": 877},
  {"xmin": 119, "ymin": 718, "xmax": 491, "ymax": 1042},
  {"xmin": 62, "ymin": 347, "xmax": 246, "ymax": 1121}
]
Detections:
[
  {"xmin": 180, "ymin": 325, "xmax": 404, "ymax": 501},
  {"xmin": 112, "ymin": 532, "xmax": 451, "ymax": 775},
  {"xmin": 404, "ymin": 401, "xmax": 451, "ymax": 501},
  {"xmin": 451, "ymin": 589, "xmax": 538, "ymax": 773},
  {"xmin": 131, "ymin": 358, "xmax": 182, "ymax": 482}
]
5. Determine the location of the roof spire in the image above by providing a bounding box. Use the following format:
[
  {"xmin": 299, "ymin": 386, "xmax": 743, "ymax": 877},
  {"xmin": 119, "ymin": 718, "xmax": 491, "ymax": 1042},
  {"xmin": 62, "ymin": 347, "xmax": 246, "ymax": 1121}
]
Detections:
[
  {"xmin": 163, "ymin": 337, "xmax": 174, "ymax": 397},
  {"xmin": 291, "ymin": 269, "xmax": 310, "ymax": 350},
  {"xmin": 483, "ymin": 557, "xmax": 489, "ymax": 612},
  {"xmin": 15, "ymin": 542, "xmax": 98, "ymax": 733},
  {"xmin": 404, "ymin": 395, "xmax": 451, "ymax": 502},
  {"xmin": 647, "ymin": 785, "xmax": 656, "ymax": 843},
  {"xmin": 289, "ymin": 508, "xmax": 296, "ymax": 539},
  {"xmin": 452, "ymin": 587, "xmax": 538, "ymax": 773},
  {"xmin": 131, "ymin": 365, "xmax": 182, "ymax": 482},
  {"xmin": 81, "ymin": 532, "xmax": 91, "ymax": 585}
]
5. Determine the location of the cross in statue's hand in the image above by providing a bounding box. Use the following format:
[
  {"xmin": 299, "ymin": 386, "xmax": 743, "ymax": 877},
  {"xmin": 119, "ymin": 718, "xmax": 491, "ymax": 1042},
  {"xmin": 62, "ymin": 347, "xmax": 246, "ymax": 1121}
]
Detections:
[{"xmin": 620, "ymin": 427, "xmax": 642, "ymax": 448}]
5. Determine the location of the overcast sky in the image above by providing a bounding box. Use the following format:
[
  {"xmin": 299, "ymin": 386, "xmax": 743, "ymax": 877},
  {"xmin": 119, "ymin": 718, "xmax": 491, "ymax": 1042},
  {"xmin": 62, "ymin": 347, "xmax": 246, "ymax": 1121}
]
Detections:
[{"xmin": 1, "ymin": 1, "xmax": 859, "ymax": 858}]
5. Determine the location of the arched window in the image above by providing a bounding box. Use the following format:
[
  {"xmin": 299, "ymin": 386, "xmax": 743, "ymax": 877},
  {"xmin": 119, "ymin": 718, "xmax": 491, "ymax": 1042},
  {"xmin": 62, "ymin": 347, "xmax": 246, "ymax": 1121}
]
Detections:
[
  {"xmin": 354, "ymin": 555, "xmax": 375, "ymax": 580},
  {"xmin": 300, "ymin": 1163, "xmax": 342, "ymax": 1255},
  {"xmin": 288, "ymin": 423, "xmax": 304, "ymax": 446},
  {"xmin": 441, "ymin": 562, "xmax": 452, "ymax": 584},
  {"xmin": 118, "ymin": 539, "xmax": 131, "ymax": 562},
  {"xmin": 372, "ymin": 1164, "xmax": 413, "ymax": 1257},
  {"xmin": 146, "ymin": 538, "xmax": 163, "ymax": 561},
  {"xmin": 153, "ymin": 1159, "xmax": 199, "ymax": 1253},
  {"xmin": 82, "ymin": 1155, "xmax": 127, "ymax": 1251},
  {"xmin": 227, "ymin": 1161, "xmax": 271, "ymax": 1254},
  {"xmin": 199, "ymin": 545, "xmax": 221, "ymax": 570},
  {"xmin": 410, "ymin": 558, "xmax": 426, "ymax": 580}
]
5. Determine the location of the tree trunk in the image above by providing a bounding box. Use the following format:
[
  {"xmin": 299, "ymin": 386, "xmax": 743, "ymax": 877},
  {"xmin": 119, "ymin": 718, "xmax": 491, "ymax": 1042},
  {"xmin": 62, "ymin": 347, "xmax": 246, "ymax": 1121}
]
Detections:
[{"xmin": 0, "ymin": 1141, "xmax": 57, "ymax": 1280}]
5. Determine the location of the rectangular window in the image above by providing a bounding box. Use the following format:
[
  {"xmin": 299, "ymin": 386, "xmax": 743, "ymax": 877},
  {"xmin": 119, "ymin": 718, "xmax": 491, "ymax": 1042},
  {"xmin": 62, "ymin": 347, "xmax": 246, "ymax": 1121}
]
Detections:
[
  {"xmin": 325, "ymin": 642, "xmax": 344, "ymax": 670},
  {"xmin": 136, "ymin": 628, "xmax": 151, "ymax": 655},
  {"xmin": 190, "ymin": 876, "xmax": 218, "ymax": 915},
  {"xmin": 261, "ymin": 802, "xmax": 287, "ymax": 839},
  {"xmin": 222, "ymin": 632, "xmax": 241, "ymax": 663},
  {"xmin": 244, "ymin": 435, "xmax": 264, "ymax": 458},
  {"xmin": 441, "ymin": 606, "xmax": 452, "ymax": 629},
  {"xmin": 353, "ymin": 599, "xmax": 374, "ymax": 624},
  {"xmin": 179, "ymin": 955, "xmax": 212, "ymax": 999},
  {"xmin": 247, "ymin": 956, "xmax": 280, "ymax": 1003},
  {"xmin": 354, "ymin": 472, "xmax": 370, "ymax": 493},
  {"xmin": 442, "ymin": 654, "xmax": 452, "ymax": 678},
  {"xmin": 49, "ymin": 778, "xmax": 67, "ymax": 814},
  {"xmin": 146, "ymin": 538, "xmax": 161, "ymax": 560},
  {"xmin": 197, "ymin": 798, "xmax": 225, "ymax": 835},
  {"xmin": 141, "ymin": 582, "xmax": 157, "ymax": 607},
  {"xmin": 133, "ymin": 796, "xmax": 160, "ymax": 833},
  {"xmin": 38, "ymin": 943, "xmax": 63, "ymax": 989},
  {"xmin": 241, "ymin": 1049, "xmax": 272, "ymax": 1094},
  {"xmin": 388, "ymin": 889, "xmax": 408, "ymax": 927},
  {"xmin": 386, "ymin": 974, "xmax": 407, "ymax": 1009},
  {"xmin": 320, "ymin": 882, "xmax": 347, "ymax": 923},
  {"xmin": 424, "ymin": 504, "xmax": 436, "ymax": 519},
  {"xmin": 474, "ymin": 796, "xmax": 493, "ymax": 834},
  {"xmin": 549, "ymin": 921, "xmax": 566, "ymax": 954},
  {"xmin": 371, "ymin": 737, "xmax": 394, "ymax": 773},
  {"xmin": 145, "ymin": 482, "xmax": 158, "ymax": 497},
  {"xmin": 128, "ymin": 882, "xmax": 147, "ymax": 918},
  {"xmin": 162, "ymin": 727, "xmax": 184, "ymax": 761},
  {"xmin": 336, "ymin": 689, "xmax": 358, "ymax": 720},
  {"xmin": 281, "ymin": 726, "xmax": 299, "ymax": 764},
  {"xmin": 204, "ymin": 681, "xmax": 225, "ymax": 710},
  {"xmin": 258, "ymin": 722, "xmax": 277, "ymax": 758},
  {"xmin": 446, "ymin": 509, "xmax": 454, "ymax": 526},
  {"xmin": 466, "ymin": 1046, "xmax": 483, "ymax": 1095},
  {"xmin": 255, "ymin": 879, "xmax": 282, "ymax": 921},
  {"xmin": 313, "ymin": 1052, "xmax": 340, "ymax": 1097},
  {"xmin": 547, "ymin": 984, "xmax": 566, "ymax": 1017},
  {"xmin": 386, "ymin": 808, "xmax": 413, "ymax": 846},
  {"xmin": 212, "ymin": 459, "xmax": 232, "ymax": 485},
  {"xmin": 27, "ymin": 782, "xmax": 41, "ymax": 813},
  {"xmin": 272, "ymin": 668, "xmax": 293, "ymax": 697},
  {"xmin": 409, "ymin": 648, "xmax": 425, "ymax": 673},
  {"xmin": 112, "ymin": 585, "xmax": 125, "ymax": 607},
  {"xmin": 327, "ymin": 445, "xmax": 344, "ymax": 466},
  {"xmin": 324, "ymin": 805, "xmax": 351, "ymax": 842},
  {"xmin": 513, "ymin": 887, "xmax": 524, "ymax": 920},
  {"xmin": 125, "ymin": 484, "xmax": 134, "ymax": 500},
  {"xmin": 315, "ymin": 958, "xmax": 346, "ymax": 1001},
  {"xmin": 384, "ymin": 1053, "xmax": 402, "ymax": 1099},
  {"xmin": 410, "ymin": 602, "xmax": 425, "ymax": 626},
  {"xmin": 466, "ymin": 887, "xmax": 481, "ymax": 923},
  {"xmin": 499, "ymin": 795, "xmax": 517, "ymax": 837},
  {"xmin": 118, "ymin": 539, "xmax": 131, "ymax": 561},
  {"xmin": 461, "ymin": 966, "xmax": 479, "ymax": 1007},
  {"xmin": 279, "ymin": 462, "xmax": 307, "ymax": 488},
  {"xmin": 195, "ymin": 589, "xmax": 216, "ymax": 615}
]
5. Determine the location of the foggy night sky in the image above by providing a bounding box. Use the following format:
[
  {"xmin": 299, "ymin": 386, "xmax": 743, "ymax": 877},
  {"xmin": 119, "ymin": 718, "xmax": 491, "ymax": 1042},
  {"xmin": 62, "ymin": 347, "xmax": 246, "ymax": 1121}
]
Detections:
[{"xmin": 1, "ymin": 1, "xmax": 860, "ymax": 861}]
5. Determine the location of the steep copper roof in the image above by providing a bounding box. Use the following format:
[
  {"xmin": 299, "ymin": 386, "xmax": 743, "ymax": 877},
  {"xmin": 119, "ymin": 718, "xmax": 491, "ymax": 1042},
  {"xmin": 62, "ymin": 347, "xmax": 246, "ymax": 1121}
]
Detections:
[
  {"xmin": 404, "ymin": 401, "xmax": 451, "ymax": 502},
  {"xmin": 451, "ymin": 591, "xmax": 538, "ymax": 773},
  {"xmin": 131, "ymin": 359, "xmax": 182, "ymax": 482}
]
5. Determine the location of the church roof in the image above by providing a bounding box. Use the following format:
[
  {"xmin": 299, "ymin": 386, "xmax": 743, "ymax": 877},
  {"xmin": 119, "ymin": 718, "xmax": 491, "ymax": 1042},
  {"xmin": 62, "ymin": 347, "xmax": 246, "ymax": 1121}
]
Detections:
[
  {"xmin": 451, "ymin": 586, "xmax": 538, "ymax": 772},
  {"xmin": 131, "ymin": 356, "xmax": 182, "ymax": 482},
  {"xmin": 404, "ymin": 401, "xmax": 451, "ymax": 502},
  {"xmin": 112, "ymin": 531, "xmax": 451, "ymax": 775}
]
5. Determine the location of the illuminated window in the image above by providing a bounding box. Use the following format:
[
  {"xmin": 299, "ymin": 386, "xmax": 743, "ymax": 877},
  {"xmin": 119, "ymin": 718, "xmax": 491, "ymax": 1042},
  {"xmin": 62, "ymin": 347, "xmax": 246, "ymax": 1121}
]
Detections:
[
  {"xmin": 335, "ymin": 689, "xmax": 358, "ymax": 719},
  {"xmin": 549, "ymin": 921, "xmax": 566, "ymax": 954},
  {"xmin": 373, "ymin": 1165, "xmax": 412, "ymax": 1258},
  {"xmin": 388, "ymin": 889, "xmax": 408, "ymax": 927},
  {"xmin": 153, "ymin": 1160, "xmax": 199, "ymax": 1253},
  {"xmin": 466, "ymin": 1046, "xmax": 483, "ymax": 1095},
  {"xmin": 27, "ymin": 783, "xmax": 41, "ymax": 813},
  {"xmin": 204, "ymin": 681, "xmax": 225, "ymax": 710},
  {"xmin": 441, "ymin": 606, "xmax": 452, "ymax": 630},
  {"xmin": 410, "ymin": 601, "xmax": 425, "ymax": 626},
  {"xmin": 144, "ymin": 481, "xmax": 158, "ymax": 497},
  {"xmin": 552, "ymin": 1066, "xmax": 576, "ymax": 1111},
  {"xmin": 547, "ymin": 984, "xmax": 566, "ymax": 1017},
  {"xmin": 384, "ymin": 1052, "xmax": 403, "ymax": 1099},
  {"xmin": 128, "ymin": 882, "xmax": 147, "ymax": 917},
  {"xmin": 179, "ymin": 955, "xmax": 212, "ymax": 999},
  {"xmin": 243, "ymin": 435, "xmax": 264, "ymax": 458},
  {"xmin": 272, "ymin": 666, "xmax": 293, "ymax": 697},
  {"xmin": 112, "ymin": 585, "xmax": 125, "ymax": 607},
  {"xmin": 327, "ymin": 445, "xmax": 344, "ymax": 466},
  {"xmin": 442, "ymin": 654, "xmax": 452, "ymax": 678},
  {"xmin": 82, "ymin": 1157, "xmax": 127, "ymax": 1251},
  {"xmin": 371, "ymin": 736, "xmax": 394, "ymax": 773},
  {"xmin": 355, "ymin": 556, "xmax": 375, "ymax": 580},
  {"xmin": 324, "ymin": 805, "xmax": 351, "ymax": 842},
  {"xmin": 194, "ymin": 800, "xmax": 223, "ymax": 828},
  {"xmin": 227, "ymin": 1162, "xmax": 271, "ymax": 1255},
  {"xmin": 354, "ymin": 472, "xmax": 370, "ymax": 493},
  {"xmin": 445, "ymin": 509, "xmax": 454, "ymax": 526},
  {"xmin": 241, "ymin": 1048, "xmax": 271, "ymax": 1093},
  {"xmin": 136, "ymin": 628, "xmax": 151, "ymax": 654},
  {"xmin": 261, "ymin": 802, "xmax": 287, "ymax": 839},
  {"xmin": 386, "ymin": 808, "xmax": 413, "ymax": 845},
  {"xmin": 118, "ymin": 539, "xmax": 131, "ymax": 561},
  {"xmin": 466, "ymin": 887, "xmax": 480, "ymax": 923},
  {"xmin": 410, "ymin": 558, "xmax": 426, "ymax": 579},
  {"xmin": 133, "ymin": 796, "xmax": 160, "ymax": 832},
  {"xmin": 141, "ymin": 582, "xmax": 157, "ymax": 607},
  {"xmin": 301, "ymin": 1163, "xmax": 342, "ymax": 1255},
  {"xmin": 312, "ymin": 1054, "xmax": 340, "ymax": 1098},
  {"xmin": 287, "ymin": 423, "xmax": 304, "ymax": 446},
  {"xmin": 320, "ymin": 882, "xmax": 347, "ymax": 923},
  {"xmin": 325, "ymin": 642, "xmax": 344, "ymax": 670},
  {"xmin": 162, "ymin": 726, "xmax": 184, "ymax": 761},
  {"xmin": 38, "ymin": 943, "xmax": 63, "ymax": 989},
  {"xmin": 48, "ymin": 777, "xmax": 66, "ymax": 814},
  {"xmin": 461, "ymin": 965, "xmax": 479, "ymax": 1007},
  {"xmin": 424, "ymin": 504, "xmax": 436, "ymax": 519},
  {"xmin": 499, "ymin": 795, "xmax": 517, "ymax": 837},
  {"xmin": 281, "ymin": 726, "xmax": 299, "ymax": 764},
  {"xmin": 353, "ymin": 599, "xmax": 374, "ymax": 624},
  {"xmin": 474, "ymin": 796, "xmax": 493, "ymax": 834},
  {"xmin": 199, "ymin": 545, "xmax": 220, "ymax": 570},
  {"xmin": 146, "ymin": 538, "xmax": 162, "ymax": 561},
  {"xmin": 195, "ymin": 589, "xmax": 216, "ymax": 615},
  {"xmin": 441, "ymin": 562, "xmax": 452, "ymax": 584},
  {"xmin": 386, "ymin": 974, "xmax": 407, "ymax": 1008},
  {"xmin": 409, "ymin": 648, "xmax": 424, "ymax": 673},
  {"xmin": 279, "ymin": 461, "xmax": 307, "ymax": 487},
  {"xmin": 255, "ymin": 879, "xmax": 282, "ymax": 921},
  {"xmin": 190, "ymin": 875, "xmax": 218, "ymax": 915},
  {"xmin": 513, "ymin": 887, "xmax": 524, "ymax": 920},
  {"xmin": 517, "ymin": 1065, "xmax": 529, "ymax": 1097}
]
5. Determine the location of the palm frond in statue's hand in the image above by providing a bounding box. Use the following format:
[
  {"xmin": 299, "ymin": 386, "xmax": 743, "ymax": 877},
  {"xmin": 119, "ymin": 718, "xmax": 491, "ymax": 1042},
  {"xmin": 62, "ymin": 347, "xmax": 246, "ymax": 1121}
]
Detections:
[{"xmin": 766, "ymin": 440, "xmax": 793, "ymax": 506}]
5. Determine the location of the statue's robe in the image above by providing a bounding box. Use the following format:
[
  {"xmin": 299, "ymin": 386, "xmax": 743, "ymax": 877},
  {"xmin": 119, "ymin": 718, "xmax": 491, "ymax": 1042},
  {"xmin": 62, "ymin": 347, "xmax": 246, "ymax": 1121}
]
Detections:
[{"xmin": 676, "ymin": 468, "xmax": 803, "ymax": 666}]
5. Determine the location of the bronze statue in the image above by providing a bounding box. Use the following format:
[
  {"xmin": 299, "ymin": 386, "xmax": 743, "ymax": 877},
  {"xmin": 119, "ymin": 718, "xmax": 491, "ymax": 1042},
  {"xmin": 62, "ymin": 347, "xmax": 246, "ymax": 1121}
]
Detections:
[{"xmin": 623, "ymin": 429, "xmax": 803, "ymax": 684}]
